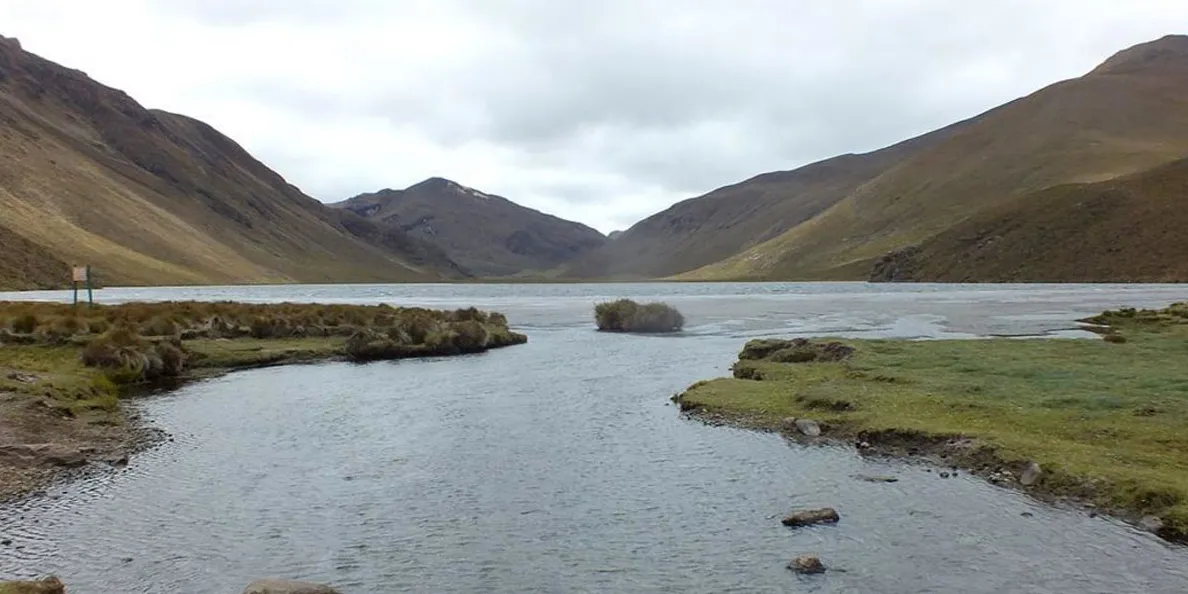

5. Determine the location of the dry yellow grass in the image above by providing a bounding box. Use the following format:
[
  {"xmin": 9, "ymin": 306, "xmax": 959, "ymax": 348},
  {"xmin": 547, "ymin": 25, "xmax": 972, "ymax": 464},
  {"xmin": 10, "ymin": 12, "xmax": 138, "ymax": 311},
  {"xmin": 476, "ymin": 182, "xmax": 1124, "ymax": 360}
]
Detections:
[
  {"xmin": 0, "ymin": 35, "xmax": 461, "ymax": 289},
  {"xmin": 678, "ymin": 36, "xmax": 1188, "ymax": 281}
]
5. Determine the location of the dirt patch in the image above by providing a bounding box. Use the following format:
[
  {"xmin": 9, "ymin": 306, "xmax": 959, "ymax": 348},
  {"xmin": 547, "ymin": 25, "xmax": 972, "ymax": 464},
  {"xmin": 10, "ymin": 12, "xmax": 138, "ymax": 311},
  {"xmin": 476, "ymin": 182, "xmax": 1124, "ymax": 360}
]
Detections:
[{"xmin": 0, "ymin": 390, "xmax": 164, "ymax": 504}]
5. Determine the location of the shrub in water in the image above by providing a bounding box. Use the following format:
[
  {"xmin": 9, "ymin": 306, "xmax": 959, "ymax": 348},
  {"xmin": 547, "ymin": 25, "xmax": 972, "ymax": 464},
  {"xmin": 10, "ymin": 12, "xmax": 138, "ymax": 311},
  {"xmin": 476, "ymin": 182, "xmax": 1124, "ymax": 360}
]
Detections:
[{"xmin": 594, "ymin": 299, "xmax": 684, "ymax": 333}]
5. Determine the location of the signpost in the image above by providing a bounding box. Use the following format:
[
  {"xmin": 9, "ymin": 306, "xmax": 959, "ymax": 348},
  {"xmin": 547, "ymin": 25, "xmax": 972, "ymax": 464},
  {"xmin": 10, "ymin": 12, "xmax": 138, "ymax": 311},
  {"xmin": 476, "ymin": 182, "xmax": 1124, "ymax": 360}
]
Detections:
[{"xmin": 72, "ymin": 265, "xmax": 93, "ymax": 307}]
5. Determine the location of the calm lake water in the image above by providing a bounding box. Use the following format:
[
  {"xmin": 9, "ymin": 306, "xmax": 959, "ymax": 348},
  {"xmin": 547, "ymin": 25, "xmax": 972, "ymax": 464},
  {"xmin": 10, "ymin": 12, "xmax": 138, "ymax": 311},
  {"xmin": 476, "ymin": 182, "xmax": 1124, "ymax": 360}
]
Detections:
[{"xmin": 3, "ymin": 283, "xmax": 1188, "ymax": 593}]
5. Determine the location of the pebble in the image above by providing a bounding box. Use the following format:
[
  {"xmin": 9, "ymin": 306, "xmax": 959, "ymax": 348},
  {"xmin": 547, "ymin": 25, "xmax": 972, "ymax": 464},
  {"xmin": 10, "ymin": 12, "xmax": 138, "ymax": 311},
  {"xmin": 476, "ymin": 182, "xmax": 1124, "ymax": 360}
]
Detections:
[{"xmin": 939, "ymin": 471, "xmax": 950, "ymax": 478}]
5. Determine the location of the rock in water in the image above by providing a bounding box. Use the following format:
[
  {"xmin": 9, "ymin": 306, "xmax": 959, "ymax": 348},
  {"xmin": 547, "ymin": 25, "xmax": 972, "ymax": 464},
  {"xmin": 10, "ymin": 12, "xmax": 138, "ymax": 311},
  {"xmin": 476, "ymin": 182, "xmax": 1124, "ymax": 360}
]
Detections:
[
  {"xmin": 855, "ymin": 474, "xmax": 899, "ymax": 483},
  {"xmin": 788, "ymin": 555, "xmax": 826, "ymax": 574},
  {"xmin": 1020, "ymin": 461, "xmax": 1042, "ymax": 486},
  {"xmin": 242, "ymin": 579, "xmax": 342, "ymax": 594},
  {"xmin": 0, "ymin": 576, "xmax": 66, "ymax": 594},
  {"xmin": 782, "ymin": 508, "xmax": 840, "ymax": 527},
  {"xmin": 794, "ymin": 418, "xmax": 822, "ymax": 437}
]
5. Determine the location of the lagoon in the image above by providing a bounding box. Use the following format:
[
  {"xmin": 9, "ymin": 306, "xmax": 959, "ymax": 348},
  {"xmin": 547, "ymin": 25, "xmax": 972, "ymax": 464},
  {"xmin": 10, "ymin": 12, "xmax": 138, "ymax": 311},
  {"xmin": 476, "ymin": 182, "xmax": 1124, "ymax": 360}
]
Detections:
[{"xmin": 3, "ymin": 283, "xmax": 1188, "ymax": 593}]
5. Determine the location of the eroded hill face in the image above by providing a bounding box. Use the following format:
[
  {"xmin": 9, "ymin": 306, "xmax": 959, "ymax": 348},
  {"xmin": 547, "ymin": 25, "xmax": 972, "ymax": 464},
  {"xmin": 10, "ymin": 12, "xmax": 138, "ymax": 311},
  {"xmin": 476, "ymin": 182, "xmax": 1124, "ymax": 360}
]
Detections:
[
  {"xmin": 333, "ymin": 178, "xmax": 606, "ymax": 277},
  {"xmin": 882, "ymin": 157, "xmax": 1188, "ymax": 282},
  {"xmin": 0, "ymin": 34, "xmax": 464, "ymax": 289},
  {"xmin": 682, "ymin": 35, "xmax": 1188, "ymax": 281}
]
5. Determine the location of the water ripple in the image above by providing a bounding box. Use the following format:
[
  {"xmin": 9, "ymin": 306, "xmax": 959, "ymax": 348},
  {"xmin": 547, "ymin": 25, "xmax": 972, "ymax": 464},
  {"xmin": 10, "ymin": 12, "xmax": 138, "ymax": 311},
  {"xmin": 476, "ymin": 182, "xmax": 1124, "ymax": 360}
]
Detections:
[{"xmin": 2, "ymin": 284, "xmax": 1188, "ymax": 592}]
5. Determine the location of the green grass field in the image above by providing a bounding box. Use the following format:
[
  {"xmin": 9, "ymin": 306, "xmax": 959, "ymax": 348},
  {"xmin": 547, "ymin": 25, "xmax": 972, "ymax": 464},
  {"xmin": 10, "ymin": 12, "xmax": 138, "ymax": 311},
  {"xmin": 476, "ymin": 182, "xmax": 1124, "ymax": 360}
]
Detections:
[{"xmin": 678, "ymin": 304, "xmax": 1188, "ymax": 540}]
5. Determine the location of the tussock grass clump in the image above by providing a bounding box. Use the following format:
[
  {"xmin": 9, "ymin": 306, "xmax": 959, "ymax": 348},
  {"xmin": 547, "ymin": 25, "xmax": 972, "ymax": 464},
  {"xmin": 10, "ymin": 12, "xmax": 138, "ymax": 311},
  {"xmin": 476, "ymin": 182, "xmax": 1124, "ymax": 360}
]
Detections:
[
  {"xmin": 343, "ymin": 313, "xmax": 525, "ymax": 361},
  {"xmin": 739, "ymin": 338, "xmax": 854, "ymax": 363},
  {"xmin": 594, "ymin": 299, "xmax": 684, "ymax": 333},
  {"xmin": 10, "ymin": 313, "xmax": 38, "ymax": 334},
  {"xmin": 80, "ymin": 326, "xmax": 186, "ymax": 382}
]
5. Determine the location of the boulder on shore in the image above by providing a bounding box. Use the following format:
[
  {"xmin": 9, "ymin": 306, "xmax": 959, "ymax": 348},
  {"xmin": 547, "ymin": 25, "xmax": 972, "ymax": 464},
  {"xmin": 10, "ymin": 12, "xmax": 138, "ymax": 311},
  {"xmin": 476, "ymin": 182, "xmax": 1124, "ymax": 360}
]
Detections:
[
  {"xmin": 788, "ymin": 555, "xmax": 826, "ymax": 574},
  {"xmin": 782, "ymin": 507, "xmax": 840, "ymax": 527},
  {"xmin": 0, "ymin": 576, "xmax": 66, "ymax": 594},
  {"xmin": 242, "ymin": 579, "xmax": 342, "ymax": 594},
  {"xmin": 1139, "ymin": 516, "xmax": 1165, "ymax": 534},
  {"xmin": 794, "ymin": 418, "xmax": 822, "ymax": 437},
  {"xmin": 1020, "ymin": 461, "xmax": 1042, "ymax": 486}
]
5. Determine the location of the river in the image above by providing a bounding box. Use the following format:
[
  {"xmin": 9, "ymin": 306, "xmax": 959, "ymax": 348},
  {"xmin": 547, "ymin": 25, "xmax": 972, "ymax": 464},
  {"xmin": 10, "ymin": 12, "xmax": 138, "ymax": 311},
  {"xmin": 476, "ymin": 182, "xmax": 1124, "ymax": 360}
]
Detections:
[{"xmin": 2, "ymin": 283, "xmax": 1188, "ymax": 593}]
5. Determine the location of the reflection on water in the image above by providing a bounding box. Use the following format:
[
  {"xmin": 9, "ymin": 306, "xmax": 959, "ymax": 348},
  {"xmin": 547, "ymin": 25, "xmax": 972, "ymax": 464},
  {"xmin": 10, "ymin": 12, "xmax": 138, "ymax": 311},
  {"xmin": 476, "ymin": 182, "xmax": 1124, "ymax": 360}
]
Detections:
[{"xmin": 2, "ymin": 283, "xmax": 1187, "ymax": 593}]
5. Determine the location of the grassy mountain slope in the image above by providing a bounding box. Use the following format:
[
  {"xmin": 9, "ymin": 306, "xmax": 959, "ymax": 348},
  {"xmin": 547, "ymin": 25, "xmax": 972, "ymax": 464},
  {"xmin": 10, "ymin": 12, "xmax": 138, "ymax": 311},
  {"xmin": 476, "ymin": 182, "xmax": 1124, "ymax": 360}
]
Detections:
[
  {"xmin": 885, "ymin": 157, "xmax": 1188, "ymax": 282},
  {"xmin": 562, "ymin": 124, "xmax": 968, "ymax": 279},
  {"xmin": 0, "ymin": 34, "xmax": 463, "ymax": 289},
  {"xmin": 683, "ymin": 35, "xmax": 1188, "ymax": 281},
  {"xmin": 332, "ymin": 178, "xmax": 606, "ymax": 277}
]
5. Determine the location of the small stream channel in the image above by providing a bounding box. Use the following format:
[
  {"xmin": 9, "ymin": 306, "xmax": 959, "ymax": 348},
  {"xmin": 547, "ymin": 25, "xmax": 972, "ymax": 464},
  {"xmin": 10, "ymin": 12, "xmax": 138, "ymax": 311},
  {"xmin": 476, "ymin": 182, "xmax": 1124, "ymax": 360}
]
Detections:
[{"xmin": 2, "ymin": 283, "xmax": 1188, "ymax": 593}]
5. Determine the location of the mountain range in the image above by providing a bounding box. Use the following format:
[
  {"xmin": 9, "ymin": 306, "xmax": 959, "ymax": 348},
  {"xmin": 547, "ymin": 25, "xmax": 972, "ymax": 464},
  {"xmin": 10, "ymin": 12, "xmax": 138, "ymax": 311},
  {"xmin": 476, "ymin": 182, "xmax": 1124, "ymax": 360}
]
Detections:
[
  {"xmin": 331, "ymin": 178, "xmax": 606, "ymax": 277},
  {"xmin": 2, "ymin": 34, "xmax": 1187, "ymax": 287},
  {"xmin": 570, "ymin": 34, "xmax": 1188, "ymax": 282}
]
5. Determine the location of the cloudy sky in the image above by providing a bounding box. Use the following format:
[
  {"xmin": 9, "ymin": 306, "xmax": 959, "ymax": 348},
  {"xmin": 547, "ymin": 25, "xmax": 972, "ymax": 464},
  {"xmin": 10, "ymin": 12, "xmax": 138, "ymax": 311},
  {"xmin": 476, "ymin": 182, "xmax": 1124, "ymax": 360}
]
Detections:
[{"xmin": 2, "ymin": 1, "xmax": 1186, "ymax": 233}]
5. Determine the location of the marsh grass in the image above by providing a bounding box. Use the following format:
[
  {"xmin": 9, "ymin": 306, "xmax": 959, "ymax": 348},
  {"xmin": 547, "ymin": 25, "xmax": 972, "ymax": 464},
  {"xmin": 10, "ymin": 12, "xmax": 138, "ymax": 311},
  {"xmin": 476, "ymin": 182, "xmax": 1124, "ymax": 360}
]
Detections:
[
  {"xmin": 0, "ymin": 344, "xmax": 119, "ymax": 414},
  {"xmin": 594, "ymin": 299, "xmax": 684, "ymax": 333},
  {"xmin": 678, "ymin": 303, "xmax": 1188, "ymax": 541},
  {"xmin": 0, "ymin": 301, "xmax": 527, "ymax": 412}
]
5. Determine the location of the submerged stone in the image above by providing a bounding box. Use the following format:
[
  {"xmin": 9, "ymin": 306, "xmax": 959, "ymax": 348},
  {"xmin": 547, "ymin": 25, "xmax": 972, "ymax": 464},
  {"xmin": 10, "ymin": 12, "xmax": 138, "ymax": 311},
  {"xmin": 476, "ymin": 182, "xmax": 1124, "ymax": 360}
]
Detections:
[
  {"xmin": 242, "ymin": 579, "xmax": 342, "ymax": 594},
  {"xmin": 855, "ymin": 475, "xmax": 899, "ymax": 483}
]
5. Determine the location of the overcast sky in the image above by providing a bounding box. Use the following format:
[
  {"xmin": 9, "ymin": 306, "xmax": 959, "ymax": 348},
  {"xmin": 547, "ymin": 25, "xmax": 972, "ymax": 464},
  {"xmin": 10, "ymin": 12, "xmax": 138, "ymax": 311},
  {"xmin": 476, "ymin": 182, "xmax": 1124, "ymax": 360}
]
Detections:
[{"xmin": 2, "ymin": 1, "xmax": 1187, "ymax": 233}]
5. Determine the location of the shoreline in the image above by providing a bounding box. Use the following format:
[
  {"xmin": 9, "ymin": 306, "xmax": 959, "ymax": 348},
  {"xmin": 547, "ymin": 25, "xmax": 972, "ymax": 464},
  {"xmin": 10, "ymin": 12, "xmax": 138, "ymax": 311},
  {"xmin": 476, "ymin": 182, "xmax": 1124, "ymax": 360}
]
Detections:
[
  {"xmin": 678, "ymin": 405, "xmax": 1178, "ymax": 542},
  {"xmin": 1, "ymin": 349, "xmax": 355, "ymax": 507},
  {"xmin": 0, "ymin": 301, "xmax": 528, "ymax": 504},
  {"xmin": 675, "ymin": 305, "xmax": 1188, "ymax": 546}
]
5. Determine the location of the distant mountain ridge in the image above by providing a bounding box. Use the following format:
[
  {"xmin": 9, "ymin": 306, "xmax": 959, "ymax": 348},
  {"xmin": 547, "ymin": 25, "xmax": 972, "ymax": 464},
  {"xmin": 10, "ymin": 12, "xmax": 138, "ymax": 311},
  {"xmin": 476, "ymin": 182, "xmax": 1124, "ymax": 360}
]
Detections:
[
  {"xmin": 566, "ymin": 34, "xmax": 1188, "ymax": 283},
  {"xmin": 332, "ymin": 178, "xmax": 606, "ymax": 276},
  {"xmin": 0, "ymin": 33, "xmax": 465, "ymax": 289}
]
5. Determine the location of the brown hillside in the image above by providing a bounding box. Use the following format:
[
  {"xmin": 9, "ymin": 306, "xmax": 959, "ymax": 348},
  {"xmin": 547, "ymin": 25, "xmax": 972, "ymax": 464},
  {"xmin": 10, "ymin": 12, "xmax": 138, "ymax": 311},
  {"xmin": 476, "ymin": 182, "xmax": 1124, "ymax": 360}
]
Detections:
[
  {"xmin": 563, "ymin": 116, "xmax": 972, "ymax": 280},
  {"xmin": 685, "ymin": 35, "xmax": 1188, "ymax": 281},
  {"xmin": 332, "ymin": 178, "xmax": 606, "ymax": 276},
  {"xmin": 0, "ymin": 34, "xmax": 464, "ymax": 289},
  {"xmin": 881, "ymin": 157, "xmax": 1188, "ymax": 282}
]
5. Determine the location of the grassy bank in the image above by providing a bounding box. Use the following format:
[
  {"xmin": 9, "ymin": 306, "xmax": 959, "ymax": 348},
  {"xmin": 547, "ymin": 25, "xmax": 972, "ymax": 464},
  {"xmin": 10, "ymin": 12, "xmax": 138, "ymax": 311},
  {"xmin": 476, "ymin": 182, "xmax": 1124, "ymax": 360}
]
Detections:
[
  {"xmin": 675, "ymin": 303, "xmax": 1188, "ymax": 542},
  {"xmin": 0, "ymin": 300, "xmax": 527, "ymax": 499}
]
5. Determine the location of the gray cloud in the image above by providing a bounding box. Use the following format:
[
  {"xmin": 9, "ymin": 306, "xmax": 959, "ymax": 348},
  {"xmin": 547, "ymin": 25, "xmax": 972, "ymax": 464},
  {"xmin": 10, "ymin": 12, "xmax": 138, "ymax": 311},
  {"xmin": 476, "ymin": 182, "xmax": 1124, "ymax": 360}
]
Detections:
[{"xmin": 2, "ymin": 0, "xmax": 1187, "ymax": 232}]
